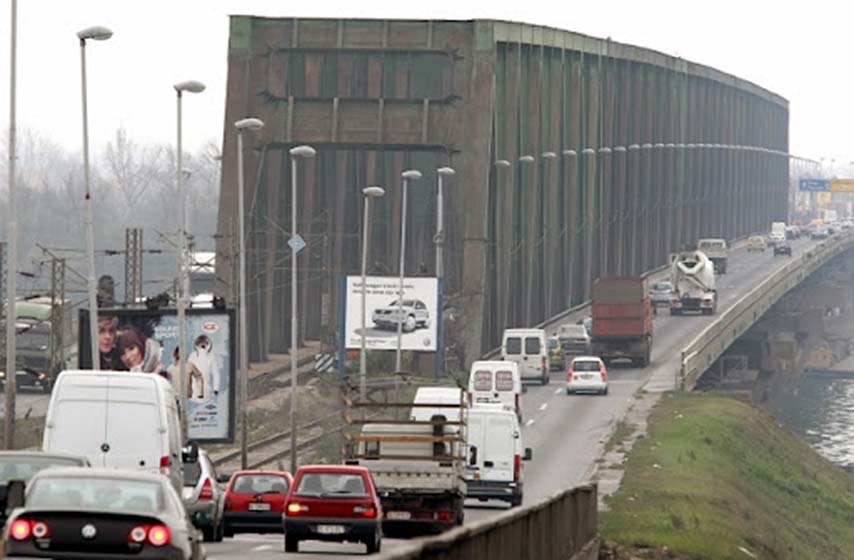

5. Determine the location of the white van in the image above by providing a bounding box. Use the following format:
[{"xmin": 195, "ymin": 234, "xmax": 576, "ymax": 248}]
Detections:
[
  {"xmin": 465, "ymin": 405, "xmax": 532, "ymax": 507},
  {"xmin": 42, "ymin": 370, "xmax": 196, "ymax": 494},
  {"xmin": 501, "ymin": 328, "xmax": 549, "ymax": 385},
  {"xmin": 467, "ymin": 361, "xmax": 522, "ymax": 420}
]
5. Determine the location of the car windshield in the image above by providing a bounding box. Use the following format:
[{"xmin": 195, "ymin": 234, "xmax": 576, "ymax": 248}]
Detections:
[
  {"xmin": 573, "ymin": 360, "xmax": 600, "ymax": 372},
  {"xmin": 231, "ymin": 474, "xmax": 290, "ymax": 495},
  {"xmin": 294, "ymin": 472, "xmax": 367, "ymax": 498},
  {"xmin": 0, "ymin": 456, "xmax": 84, "ymax": 483},
  {"xmin": 27, "ymin": 477, "xmax": 163, "ymax": 513},
  {"xmin": 651, "ymin": 283, "xmax": 672, "ymax": 292}
]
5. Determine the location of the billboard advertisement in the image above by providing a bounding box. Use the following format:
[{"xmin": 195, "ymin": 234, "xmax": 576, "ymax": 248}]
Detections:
[
  {"xmin": 343, "ymin": 276, "xmax": 439, "ymax": 351},
  {"xmin": 78, "ymin": 308, "xmax": 235, "ymax": 442},
  {"xmin": 831, "ymin": 178, "xmax": 854, "ymax": 193}
]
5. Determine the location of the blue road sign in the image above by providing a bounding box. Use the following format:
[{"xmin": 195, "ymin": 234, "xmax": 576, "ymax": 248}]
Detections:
[{"xmin": 799, "ymin": 178, "xmax": 830, "ymax": 192}]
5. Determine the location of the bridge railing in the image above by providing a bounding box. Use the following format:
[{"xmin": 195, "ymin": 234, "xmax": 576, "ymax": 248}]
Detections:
[
  {"xmin": 384, "ymin": 484, "xmax": 599, "ymax": 560},
  {"xmin": 679, "ymin": 232, "xmax": 854, "ymax": 390}
]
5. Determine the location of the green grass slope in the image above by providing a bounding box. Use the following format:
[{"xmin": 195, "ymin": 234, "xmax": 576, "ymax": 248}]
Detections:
[{"xmin": 600, "ymin": 393, "xmax": 854, "ymax": 559}]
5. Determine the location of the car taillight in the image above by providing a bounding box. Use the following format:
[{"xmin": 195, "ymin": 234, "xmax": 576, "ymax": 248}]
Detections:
[
  {"xmin": 129, "ymin": 526, "xmax": 147, "ymax": 544},
  {"xmin": 513, "ymin": 454, "xmax": 521, "ymax": 482},
  {"xmin": 600, "ymin": 367, "xmax": 607, "ymax": 382},
  {"xmin": 286, "ymin": 502, "xmax": 309, "ymax": 516},
  {"xmin": 199, "ymin": 478, "xmax": 214, "ymax": 501},
  {"xmin": 10, "ymin": 519, "xmax": 31, "ymax": 541},
  {"xmin": 31, "ymin": 522, "xmax": 49, "ymax": 539},
  {"xmin": 541, "ymin": 357, "xmax": 547, "ymax": 371},
  {"xmin": 159, "ymin": 455, "xmax": 171, "ymax": 475},
  {"xmin": 566, "ymin": 366, "xmax": 574, "ymax": 380},
  {"xmin": 148, "ymin": 525, "xmax": 171, "ymax": 547},
  {"xmin": 353, "ymin": 504, "xmax": 377, "ymax": 518},
  {"xmin": 436, "ymin": 511, "xmax": 454, "ymax": 522},
  {"xmin": 515, "ymin": 394, "xmax": 520, "ymax": 412}
]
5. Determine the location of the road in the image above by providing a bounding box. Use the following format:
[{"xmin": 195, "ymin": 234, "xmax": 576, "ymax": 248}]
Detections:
[{"xmin": 204, "ymin": 237, "xmax": 816, "ymax": 559}]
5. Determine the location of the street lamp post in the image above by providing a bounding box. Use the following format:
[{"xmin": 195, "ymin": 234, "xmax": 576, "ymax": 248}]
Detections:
[
  {"xmin": 359, "ymin": 186, "xmax": 385, "ymax": 402},
  {"xmin": 434, "ymin": 167, "xmax": 454, "ymax": 378},
  {"xmin": 174, "ymin": 80, "xmax": 205, "ymax": 433},
  {"xmin": 77, "ymin": 25, "xmax": 113, "ymax": 372},
  {"xmin": 234, "ymin": 117, "xmax": 264, "ymax": 469},
  {"xmin": 288, "ymin": 144, "xmax": 316, "ymax": 475},
  {"xmin": 395, "ymin": 170, "xmax": 422, "ymax": 373},
  {"xmin": 5, "ymin": 0, "xmax": 18, "ymax": 448}
]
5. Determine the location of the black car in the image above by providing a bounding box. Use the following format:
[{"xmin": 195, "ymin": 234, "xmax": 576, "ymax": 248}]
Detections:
[
  {"xmin": 0, "ymin": 369, "xmax": 52, "ymax": 393},
  {"xmin": 4, "ymin": 467, "xmax": 205, "ymax": 559},
  {"xmin": 0, "ymin": 452, "xmax": 89, "ymax": 527},
  {"xmin": 773, "ymin": 242, "xmax": 792, "ymax": 256}
]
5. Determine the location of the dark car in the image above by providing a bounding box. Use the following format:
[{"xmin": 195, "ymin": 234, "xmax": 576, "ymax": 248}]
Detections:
[
  {"xmin": 0, "ymin": 452, "xmax": 89, "ymax": 527},
  {"xmin": 774, "ymin": 242, "xmax": 792, "ymax": 257},
  {"xmin": 3, "ymin": 467, "xmax": 204, "ymax": 559},
  {"xmin": 283, "ymin": 465, "xmax": 383, "ymax": 554},
  {"xmin": 222, "ymin": 469, "xmax": 293, "ymax": 536}
]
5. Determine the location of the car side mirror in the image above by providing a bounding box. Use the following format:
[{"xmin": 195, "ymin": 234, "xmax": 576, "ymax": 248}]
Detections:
[
  {"xmin": 523, "ymin": 448, "xmax": 533, "ymax": 461},
  {"xmin": 469, "ymin": 445, "xmax": 478, "ymax": 466},
  {"xmin": 182, "ymin": 441, "xmax": 199, "ymax": 464},
  {"xmin": 6, "ymin": 479, "xmax": 25, "ymax": 511},
  {"xmin": 216, "ymin": 474, "xmax": 231, "ymax": 484}
]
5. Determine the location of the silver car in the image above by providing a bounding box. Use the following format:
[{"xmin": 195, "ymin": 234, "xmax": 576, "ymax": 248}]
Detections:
[
  {"xmin": 649, "ymin": 281, "xmax": 674, "ymax": 307},
  {"xmin": 183, "ymin": 450, "xmax": 225, "ymax": 542},
  {"xmin": 558, "ymin": 324, "xmax": 591, "ymax": 355},
  {"xmin": 372, "ymin": 299, "xmax": 431, "ymax": 332}
]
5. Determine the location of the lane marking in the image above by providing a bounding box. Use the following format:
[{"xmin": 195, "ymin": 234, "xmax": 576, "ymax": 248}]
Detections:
[
  {"xmin": 539, "ymin": 403, "xmax": 548, "ymax": 411},
  {"xmin": 525, "ymin": 419, "xmax": 535, "ymax": 427},
  {"xmin": 554, "ymin": 388, "xmax": 562, "ymax": 395},
  {"xmin": 252, "ymin": 545, "xmax": 273, "ymax": 552}
]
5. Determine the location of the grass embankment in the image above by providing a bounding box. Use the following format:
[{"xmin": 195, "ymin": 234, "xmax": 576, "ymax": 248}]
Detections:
[
  {"xmin": 0, "ymin": 416, "xmax": 46, "ymax": 450},
  {"xmin": 600, "ymin": 393, "xmax": 854, "ymax": 560}
]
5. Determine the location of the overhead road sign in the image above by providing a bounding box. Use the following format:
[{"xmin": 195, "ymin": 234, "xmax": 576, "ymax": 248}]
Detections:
[
  {"xmin": 831, "ymin": 179, "xmax": 854, "ymax": 193},
  {"xmin": 799, "ymin": 179, "xmax": 829, "ymax": 192}
]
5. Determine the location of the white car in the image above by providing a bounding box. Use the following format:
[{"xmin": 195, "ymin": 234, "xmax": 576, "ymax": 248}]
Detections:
[
  {"xmin": 372, "ymin": 299, "xmax": 430, "ymax": 332},
  {"xmin": 566, "ymin": 356, "xmax": 608, "ymax": 395}
]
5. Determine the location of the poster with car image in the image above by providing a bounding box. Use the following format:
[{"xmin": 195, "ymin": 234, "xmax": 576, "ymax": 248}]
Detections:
[
  {"xmin": 344, "ymin": 276, "xmax": 439, "ymax": 351},
  {"xmin": 78, "ymin": 308, "xmax": 235, "ymax": 442}
]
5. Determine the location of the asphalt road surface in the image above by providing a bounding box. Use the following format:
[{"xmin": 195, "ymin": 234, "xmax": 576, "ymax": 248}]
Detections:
[{"xmin": 204, "ymin": 237, "xmax": 816, "ymax": 559}]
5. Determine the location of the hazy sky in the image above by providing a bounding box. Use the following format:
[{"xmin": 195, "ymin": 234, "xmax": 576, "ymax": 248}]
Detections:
[{"xmin": 0, "ymin": 0, "xmax": 848, "ymax": 163}]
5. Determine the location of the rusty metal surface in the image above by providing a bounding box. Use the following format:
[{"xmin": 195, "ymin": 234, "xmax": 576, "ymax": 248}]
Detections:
[{"xmin": 217, "ymin": 18, "xmax": 789, "ymax": 365}]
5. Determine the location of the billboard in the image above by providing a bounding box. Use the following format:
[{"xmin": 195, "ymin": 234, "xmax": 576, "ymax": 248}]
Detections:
[
  {"xmin": 831, "ymin": 179, "xmax": 854, "ymax": 193},
  {"xmin": 817, "ymin": 192, "xmax": 833, "ymax": 207},
  {"xmin": 799, "ymin": 178, "xmax": 830, "ymax": 192},
  {"xmin": 343, "ymin": 276, "xmax": 440, "ymax": 352},
  {"xmin": 78, "ymin": 308, "xmax": 236, "ymax": 442}
]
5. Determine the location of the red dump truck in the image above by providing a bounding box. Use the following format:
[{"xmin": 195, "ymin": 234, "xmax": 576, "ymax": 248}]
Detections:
[{"xmin": 590, "ymin": 277, "xmax": 654, "ymax": 367}]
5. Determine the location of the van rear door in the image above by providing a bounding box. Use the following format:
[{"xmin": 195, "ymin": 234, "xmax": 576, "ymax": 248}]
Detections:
[
  {"xmin": 44, "ymin": 398, "xmax": 108, "ymax": 466},
  {"xmin": 481, "ymin": 414, "xmax": 515, "ymax": 483},
  {"xmin": 104, "ymin": 398, "xmax": 163, "ymax": 474}
]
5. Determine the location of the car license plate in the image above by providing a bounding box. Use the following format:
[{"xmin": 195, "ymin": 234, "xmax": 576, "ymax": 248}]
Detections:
[
  {"xmin": 316, "ymin": 525, "xmax": 345, "ymax": 535},
  {"xmin": 386, "ymin": 511, "xmax": 412, "ymax": 520},
  {"xmin": 248, "ymin": 502, "xmax": 271, "ymax": 511},
  {"xmin": 583, "ymin": 373, "xmax": 594, "ymax": 380}
]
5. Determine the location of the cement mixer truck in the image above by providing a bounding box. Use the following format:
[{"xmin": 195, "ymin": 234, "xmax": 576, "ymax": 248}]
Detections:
[{"xmin": 669, "ymin": 250, "xmax": 717, "ymax": 315}]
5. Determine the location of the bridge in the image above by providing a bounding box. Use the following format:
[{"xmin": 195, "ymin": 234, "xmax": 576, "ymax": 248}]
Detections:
[{"xmin": 210, "ymin": 16, "xmax": 834, "ymax": 560}]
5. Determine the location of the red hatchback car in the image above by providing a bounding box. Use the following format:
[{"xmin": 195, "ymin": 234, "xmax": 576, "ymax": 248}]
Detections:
[
  {"xmin": 283, "ymin": 465, "xmax": 382, "ymax": 554},
  {"xmin": 223, "ymin": 470, "xmax": 293, "ymax": 536}
]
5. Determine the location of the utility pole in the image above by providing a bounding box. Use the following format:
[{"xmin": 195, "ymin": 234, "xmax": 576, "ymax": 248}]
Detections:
[
  {"xmin": 5, "ymin": 0, "xmax": 19, "ymax": 449},
  {"xmin": 124, "ymin": 227, "xmax": 143, "ymax": 304},
  {"xmin": 49, "ymin": 259, "xmax": 67, "ymax": 378}
]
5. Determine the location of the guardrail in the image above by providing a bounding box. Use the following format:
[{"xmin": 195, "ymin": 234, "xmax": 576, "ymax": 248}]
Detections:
[
  {"xmin": 679, "ymin": 231, "xmax": 854, "ymax": 390},
  {"xmin": 384, "ymin": 484, "xmax": 598, "ymax": 560}
]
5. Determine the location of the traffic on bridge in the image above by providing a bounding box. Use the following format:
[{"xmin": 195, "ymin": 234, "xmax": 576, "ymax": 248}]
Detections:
[{"xmin": 1, "ymin": 4, "xmax": 853, "ymax": 560}]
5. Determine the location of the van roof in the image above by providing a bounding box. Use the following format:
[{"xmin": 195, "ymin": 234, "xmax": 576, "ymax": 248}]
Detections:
[
  {"xmin": 413, "ymin": 387, "xmax": 464, "ymax": 403},
  {"xmin": 470, "ymin": 360, "xmax": 519, "ymax": 371},
  {"xmin": 55, "ymin": 371, "xmax": 175, "ymax": 394},
  {"xmin": 503, "ymin": 328, "xmax": 545, "ymax": 336}
]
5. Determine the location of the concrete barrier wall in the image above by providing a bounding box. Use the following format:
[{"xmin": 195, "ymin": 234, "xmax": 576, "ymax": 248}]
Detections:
[
  {"xmin": 679, "ymin": 232, "xmax": 854, "ymax": 390},
  {"xmin": 384, "ymin": 485, "xmax": 598, "ymax": 560}
]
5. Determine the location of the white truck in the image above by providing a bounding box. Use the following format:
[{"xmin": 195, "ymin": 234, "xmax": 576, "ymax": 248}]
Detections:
[
  {"xmin": 670, "ymin": 250, "xmax": 717, "ymax": 315},
  {"xmin": 346, "ymin": 387, "xmax": 467, "ymax": 536},
  {"xmin": 769, "ymin": 222, "xmax": 787, "ymax": 246},
  {"xmin": 696, "ymin": 238, "xmax": 728, "ymax": 274}
]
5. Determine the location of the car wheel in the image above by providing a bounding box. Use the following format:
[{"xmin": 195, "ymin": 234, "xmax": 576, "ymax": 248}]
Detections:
[
  {"xmin": 223, "ymin": 523, "xmax": 234, "ymax": 538},
  {"xmin": 566, "ymin": 388, "xmax": 574, "ymax": 395},
  {"xmin": 403, "ymin": 315, "xmax": 417, "ymax": 332},
  {"xmin": 285, "ymin": 535, "xmax": 299, "ymax": 552},
  {"xmin": 365, "ymin": 530, "xmax": 382, "ymax": 554},
  {"xmin": 509, "ymin": 494, "xmax": 523, "ymax": 508},
  {"xmin": 541, "ymin": 373, "xmax": 549, "ymax": 386},
  {"xmin": 602, "ymin": 387, "xmax": 609, "ymax": 396},
  {"xmin": 201, "ymin": 526, "xmax": 215, "ymax": 542},
  {"xmin": 213, "ymin": 519, "xmax": 224, "ymax": 542}
]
